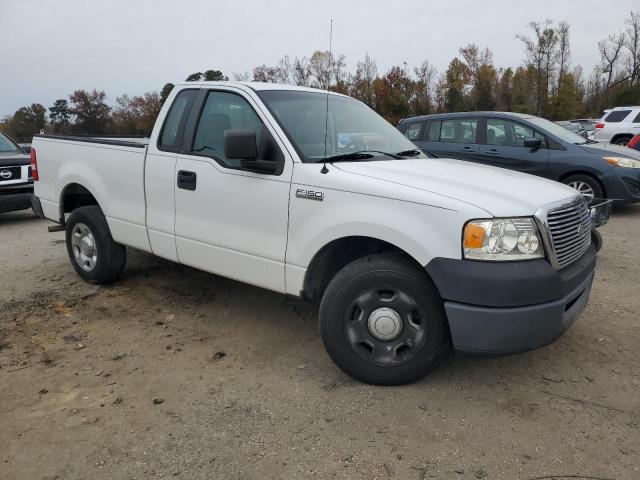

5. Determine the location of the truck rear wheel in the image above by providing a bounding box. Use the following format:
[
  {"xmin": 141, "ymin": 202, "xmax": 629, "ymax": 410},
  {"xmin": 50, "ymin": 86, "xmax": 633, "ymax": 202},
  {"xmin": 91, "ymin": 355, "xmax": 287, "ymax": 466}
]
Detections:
[
  {"xmin": 319, "ymin": 254, "xmax": 448, "ymax": 385},
  {"xmin": 65, "ymin": 205, "xmax": 126, "ymax": 284}
]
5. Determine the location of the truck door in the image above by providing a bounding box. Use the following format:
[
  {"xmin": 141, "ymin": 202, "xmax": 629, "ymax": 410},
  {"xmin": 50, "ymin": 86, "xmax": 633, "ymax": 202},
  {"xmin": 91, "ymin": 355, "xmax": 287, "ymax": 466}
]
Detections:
[
  {"xmin": 144, "ymin": 88, "xmax": 199, "ymax": 262},
  {"xmin": 174, "ymin": 88, "xmax": 292, "ymax": 293}
]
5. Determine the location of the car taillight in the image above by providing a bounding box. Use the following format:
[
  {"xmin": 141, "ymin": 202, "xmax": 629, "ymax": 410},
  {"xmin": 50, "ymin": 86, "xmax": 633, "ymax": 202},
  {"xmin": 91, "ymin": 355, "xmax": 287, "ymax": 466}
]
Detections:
[
  {"xmin": 595, "ymin": 123, "xmax": 605, "ymax": 129},
  {"xmin": 30, "ymin": 148, "xmax": 39, "ymax": 181},
  {"xmin": 628, "ymin": 135, "xmax": 640, "ymax": 149}
]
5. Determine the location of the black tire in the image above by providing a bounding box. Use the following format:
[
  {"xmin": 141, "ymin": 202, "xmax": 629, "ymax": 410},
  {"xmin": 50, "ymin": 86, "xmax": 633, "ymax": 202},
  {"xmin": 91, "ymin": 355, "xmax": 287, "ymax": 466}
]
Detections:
[
  {"xmin": 613, "ymin": 136, "xmax": 632, "ymax": 146},
  {"xmin": 65, "ymin": 205, "xmax": 126, "ymax": 284},
  {"xmin": 319, "ymin": 254, "xmax": 449, "ymax": 385},
  {"xmin": 563, "ymin": 174, "xmax": 604, "ymax": 201}
]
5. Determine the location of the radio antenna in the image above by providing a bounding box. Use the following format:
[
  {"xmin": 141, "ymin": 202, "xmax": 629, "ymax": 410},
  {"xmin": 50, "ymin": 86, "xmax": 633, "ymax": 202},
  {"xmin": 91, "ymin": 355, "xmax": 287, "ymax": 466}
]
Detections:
[{"xmin": 321, "ymin": 19, "xmax": 333, "ymax": 174}]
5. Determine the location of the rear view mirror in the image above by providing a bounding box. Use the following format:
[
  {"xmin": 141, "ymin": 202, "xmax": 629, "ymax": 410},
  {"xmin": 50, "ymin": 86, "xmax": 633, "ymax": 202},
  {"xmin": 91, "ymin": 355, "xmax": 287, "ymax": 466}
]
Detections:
[
  {"xmin": 524, "ymin": 137, "xmax": 542, "ymax": 149},
  {"xmin": 224, "ymin": 129, "xmax": 257, "ymax": 160}
]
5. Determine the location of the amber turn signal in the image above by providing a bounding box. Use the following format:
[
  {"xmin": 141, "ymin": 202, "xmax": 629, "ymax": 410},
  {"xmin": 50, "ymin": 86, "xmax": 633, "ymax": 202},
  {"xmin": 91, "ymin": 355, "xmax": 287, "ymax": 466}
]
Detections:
[{"xmin": 463, "ymin": 223, "xmax": 485, "ymax": 249}]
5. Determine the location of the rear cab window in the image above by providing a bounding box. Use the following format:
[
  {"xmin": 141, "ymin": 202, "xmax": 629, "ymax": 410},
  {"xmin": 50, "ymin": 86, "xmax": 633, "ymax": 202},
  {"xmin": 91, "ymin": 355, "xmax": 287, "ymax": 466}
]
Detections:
[
  {"xmin": 604, "ymin": 110, "xmax": 631, "ymax": 123},
  {"xmin": 158, "ymin": 89, "xmax": 198, "ymax": 152}
]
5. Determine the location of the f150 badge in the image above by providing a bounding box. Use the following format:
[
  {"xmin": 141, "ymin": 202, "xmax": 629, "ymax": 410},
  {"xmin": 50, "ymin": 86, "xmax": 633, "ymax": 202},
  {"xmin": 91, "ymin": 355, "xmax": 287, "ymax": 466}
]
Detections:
[{"xmin": 296, "ymin": 188, "xmax": 324, "ymax": 201}]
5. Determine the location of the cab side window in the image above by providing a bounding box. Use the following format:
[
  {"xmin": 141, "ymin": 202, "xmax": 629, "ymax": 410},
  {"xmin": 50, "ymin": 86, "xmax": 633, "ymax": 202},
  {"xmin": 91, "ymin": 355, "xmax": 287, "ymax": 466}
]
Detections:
[
  {"xmin": 487, "ymin": 118, "xmax": 545, "ymax": 147},
  {"xmin": 192, "ymin": 91, "xmax": 282, "ymax": 169},
  {"xmin": 159, "ymin": 89, "xmax": 197, "ymax": 151}
]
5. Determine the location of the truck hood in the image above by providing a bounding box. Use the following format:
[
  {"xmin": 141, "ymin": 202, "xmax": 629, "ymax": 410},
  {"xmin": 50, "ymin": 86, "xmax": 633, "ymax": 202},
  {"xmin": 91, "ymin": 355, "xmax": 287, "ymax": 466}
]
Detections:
[{"xmin": 334, "ymin": 158, "xmax": 577, "ymax": 217}]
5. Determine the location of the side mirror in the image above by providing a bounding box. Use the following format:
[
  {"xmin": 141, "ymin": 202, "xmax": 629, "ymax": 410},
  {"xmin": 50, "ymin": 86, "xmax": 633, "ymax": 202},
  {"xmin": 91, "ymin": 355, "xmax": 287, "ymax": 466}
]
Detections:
[
  {"xmin": 20, "ymin": 144, "xmax": 31, "ymax": 154},
  {"xmin": 224, "ymin": 129, "xmax": 257, "ymax": 160},
  {"xmin": 524, "ymin": 137, "xmax": 542, "ymax": 149},
  {"xmin": 223, "ymin": 129, "xmax": 278, "ymax": 174}
]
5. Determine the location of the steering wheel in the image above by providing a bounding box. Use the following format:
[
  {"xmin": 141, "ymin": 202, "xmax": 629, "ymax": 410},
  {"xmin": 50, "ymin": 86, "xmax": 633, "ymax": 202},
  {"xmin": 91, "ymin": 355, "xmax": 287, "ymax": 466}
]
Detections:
[{"xmin": 344, "ymin": 136, "xmax": 368, "ymax": 153}]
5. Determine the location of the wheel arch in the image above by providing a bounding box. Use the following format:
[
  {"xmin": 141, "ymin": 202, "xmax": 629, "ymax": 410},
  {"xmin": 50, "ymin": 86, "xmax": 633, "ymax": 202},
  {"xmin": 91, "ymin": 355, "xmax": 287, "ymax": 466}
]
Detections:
[
  {"xmin": 611, "ymin": 133, "xmax": 633, "ymax": 144},
  {"xmin": 558, "ymin": 171, "xmax": 606, "ymax": 198},
  {"xmin": 302, "ymin": 235, "xmax": 426, "ymax": 303},
  {"xmin": 59, "ymin": 182, "xmax": 101, "ymax": 223}
]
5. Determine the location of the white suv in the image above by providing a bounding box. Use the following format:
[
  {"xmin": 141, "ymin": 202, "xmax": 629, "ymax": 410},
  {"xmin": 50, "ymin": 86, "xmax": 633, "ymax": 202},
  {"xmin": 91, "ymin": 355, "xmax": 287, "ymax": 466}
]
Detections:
[{"xmin": 593, "ymin": 106, "xmax": 640, "ymax": 145}]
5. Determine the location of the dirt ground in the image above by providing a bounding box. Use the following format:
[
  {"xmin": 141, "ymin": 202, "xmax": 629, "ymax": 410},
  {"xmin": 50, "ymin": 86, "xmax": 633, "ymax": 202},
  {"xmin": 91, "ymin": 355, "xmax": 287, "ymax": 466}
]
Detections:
[{"xmin": 0, "ymin": 206, "xmax": 639, "ymax": 480}]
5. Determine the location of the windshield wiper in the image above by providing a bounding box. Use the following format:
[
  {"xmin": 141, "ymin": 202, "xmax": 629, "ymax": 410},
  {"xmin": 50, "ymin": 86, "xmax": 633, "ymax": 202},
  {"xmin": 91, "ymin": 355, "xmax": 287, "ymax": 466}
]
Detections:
[
  {"xmin": 395, "ymin": 149, "xmax": 422, "ymax": 157},
  {"xmin": 320, "ymin": 150, "xmax": 402, "ymax": 163}
]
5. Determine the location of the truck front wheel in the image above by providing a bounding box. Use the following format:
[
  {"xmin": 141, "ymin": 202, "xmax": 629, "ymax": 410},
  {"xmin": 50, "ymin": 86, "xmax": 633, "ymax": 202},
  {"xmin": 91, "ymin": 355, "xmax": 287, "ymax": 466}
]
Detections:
[
  {"xmin": 319, "ymin": 254, "xmax": 448, "ymax": 385},
  {"xmin": 65, "ymin": 205, "xmax": 126, "ymax": 284}
]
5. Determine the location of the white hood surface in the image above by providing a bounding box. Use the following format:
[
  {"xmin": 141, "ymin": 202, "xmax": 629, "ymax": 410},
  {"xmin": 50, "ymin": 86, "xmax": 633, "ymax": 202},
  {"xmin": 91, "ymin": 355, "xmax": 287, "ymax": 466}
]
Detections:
[{"xmin": 334, "ymin": 157, "xmax": 578, "ymax": 217}]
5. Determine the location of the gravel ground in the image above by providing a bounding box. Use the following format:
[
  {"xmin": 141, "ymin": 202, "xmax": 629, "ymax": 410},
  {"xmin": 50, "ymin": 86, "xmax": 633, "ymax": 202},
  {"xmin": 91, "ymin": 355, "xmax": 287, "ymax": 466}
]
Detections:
[{"xmin": 1, "ymin": 206, "xmax": 639, "ymax": 480}]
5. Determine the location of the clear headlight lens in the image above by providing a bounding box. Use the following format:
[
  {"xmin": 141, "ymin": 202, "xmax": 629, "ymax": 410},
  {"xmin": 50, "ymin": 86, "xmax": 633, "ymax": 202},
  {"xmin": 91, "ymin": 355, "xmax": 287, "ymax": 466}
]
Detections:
[
  {"xmin": 463, "ymin": 218, "xmax": 544, "ymax": 261},
  {"xmin": 603, "ymin": 156, "xmax": 640, "ymax": 168}
]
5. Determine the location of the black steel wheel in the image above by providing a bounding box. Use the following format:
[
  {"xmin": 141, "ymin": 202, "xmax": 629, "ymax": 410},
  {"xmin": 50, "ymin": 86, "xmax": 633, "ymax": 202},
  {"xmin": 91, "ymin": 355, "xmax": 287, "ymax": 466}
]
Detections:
[{"xmin": 319, "ymin": 254, "xmax": 449, "ymax": 385}]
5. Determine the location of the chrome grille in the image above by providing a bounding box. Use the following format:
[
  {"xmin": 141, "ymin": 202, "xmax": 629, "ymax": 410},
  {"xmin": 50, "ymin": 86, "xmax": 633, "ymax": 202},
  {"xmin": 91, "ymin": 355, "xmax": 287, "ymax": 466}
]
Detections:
[{"xmin": 546, "ymin": 197, "xmax": 591, "ymax": 269}]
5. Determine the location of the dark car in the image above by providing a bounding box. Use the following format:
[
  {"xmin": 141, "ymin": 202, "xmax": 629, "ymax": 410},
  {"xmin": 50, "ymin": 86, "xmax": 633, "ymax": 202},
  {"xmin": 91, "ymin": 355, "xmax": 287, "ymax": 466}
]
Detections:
[
  {"xmin": 0, "ymin": 131, "xmax": 34, "ymax": 213},
  {"xmin": 398, "ymin": 112, "xmax": 640, "ymax": 203}
]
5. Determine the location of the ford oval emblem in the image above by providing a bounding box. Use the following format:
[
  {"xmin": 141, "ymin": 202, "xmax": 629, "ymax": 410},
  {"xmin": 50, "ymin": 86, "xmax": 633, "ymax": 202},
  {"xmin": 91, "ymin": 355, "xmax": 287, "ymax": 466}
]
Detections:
[{"xmin": 0, "ymin": 169, "xmax": 12, "ymax": 180}]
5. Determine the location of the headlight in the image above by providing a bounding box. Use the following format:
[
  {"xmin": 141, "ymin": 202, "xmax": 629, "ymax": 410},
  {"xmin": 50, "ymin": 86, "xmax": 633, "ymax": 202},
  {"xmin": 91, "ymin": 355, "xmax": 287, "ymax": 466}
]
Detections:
[
  {"xmin": 603, "ymin": 156, "xmax": 640, "ymax": 168},
  {"xmin": 463, "ymin": 218, "xmax": 544, "ymax": 261}
]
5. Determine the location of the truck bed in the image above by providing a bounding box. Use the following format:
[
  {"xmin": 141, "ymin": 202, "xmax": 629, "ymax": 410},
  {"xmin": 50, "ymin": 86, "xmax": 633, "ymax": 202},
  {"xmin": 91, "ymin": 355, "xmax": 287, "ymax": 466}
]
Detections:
[{"xmin": 32, "ymin": 133, "xmax": 152, "ymax": 252}]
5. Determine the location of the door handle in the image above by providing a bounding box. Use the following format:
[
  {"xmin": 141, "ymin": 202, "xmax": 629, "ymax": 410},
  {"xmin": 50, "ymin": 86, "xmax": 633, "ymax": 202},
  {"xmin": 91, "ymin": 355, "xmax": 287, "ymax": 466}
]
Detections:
[
  {"xmin": 177, "ymin": 170, "xmax": 197, "ymax": 191},
  {"xmin": 483, "ymin": 149, "xmax": 500, "ymax": 155},
  {"xmin": 460, "ymin": 146, "xmax": 475, "ymax": 152}
]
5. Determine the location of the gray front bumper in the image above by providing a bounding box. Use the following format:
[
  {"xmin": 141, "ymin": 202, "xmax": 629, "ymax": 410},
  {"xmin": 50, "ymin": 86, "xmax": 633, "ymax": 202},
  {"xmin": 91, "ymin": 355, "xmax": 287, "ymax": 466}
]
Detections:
[{"xmin": 446, "ymin": 271, "xmax": 594, "ymax": 355}]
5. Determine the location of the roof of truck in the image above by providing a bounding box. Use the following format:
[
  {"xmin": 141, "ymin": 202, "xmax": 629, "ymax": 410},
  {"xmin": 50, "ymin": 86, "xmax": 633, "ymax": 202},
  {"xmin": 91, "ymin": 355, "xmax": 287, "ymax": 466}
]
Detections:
[{"xmin": 175, "ymin": 81, "xmax": 349, "ymax": 97}]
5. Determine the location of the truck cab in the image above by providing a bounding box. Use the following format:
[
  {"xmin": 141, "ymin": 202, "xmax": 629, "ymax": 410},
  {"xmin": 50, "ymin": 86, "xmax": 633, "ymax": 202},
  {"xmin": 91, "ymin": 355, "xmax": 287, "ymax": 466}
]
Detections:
[{"xmin": 31, "ymin": 82, "xmax": 605, "ymax": 385}]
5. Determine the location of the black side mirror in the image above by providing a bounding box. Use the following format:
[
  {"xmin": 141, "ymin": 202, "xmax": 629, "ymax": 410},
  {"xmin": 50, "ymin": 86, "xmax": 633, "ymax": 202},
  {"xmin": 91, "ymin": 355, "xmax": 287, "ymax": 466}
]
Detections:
[
  {"xmin": 224, "ymin": 129, "xmax": 257, "ymax": 160},
  {"xmin": 524, "ymin": 137, "xmax": 542, "ymax": 149},
  {"xmin": 20, "ymin": 145, "xmax": 31, "ymax": 154},
  {"xmin": 223, "ymin": 129, "xmax": 278, "ymax": 174}
]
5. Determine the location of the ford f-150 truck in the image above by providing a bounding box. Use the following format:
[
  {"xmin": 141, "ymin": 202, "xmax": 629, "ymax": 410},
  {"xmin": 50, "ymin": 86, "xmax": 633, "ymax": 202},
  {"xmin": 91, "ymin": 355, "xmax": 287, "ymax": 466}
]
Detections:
[{"xmin": 31, "ymin": 82, "xmax": 604, "ymax": 385}]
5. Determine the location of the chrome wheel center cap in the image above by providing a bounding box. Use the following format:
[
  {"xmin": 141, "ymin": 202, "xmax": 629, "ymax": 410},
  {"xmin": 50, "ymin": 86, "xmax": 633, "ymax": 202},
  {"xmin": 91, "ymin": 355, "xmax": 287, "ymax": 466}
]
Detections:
[{"xmin": 367, "ymin": 307, "xmax": 403, "ymax": 341}]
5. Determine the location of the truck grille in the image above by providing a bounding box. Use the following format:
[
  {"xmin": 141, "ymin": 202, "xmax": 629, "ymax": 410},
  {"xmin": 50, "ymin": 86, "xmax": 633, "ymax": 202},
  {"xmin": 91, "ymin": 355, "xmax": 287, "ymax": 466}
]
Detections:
[
  {"xmin": 0, "ymin": 166, "xmax": 21, "ymax": 182},
  {"xmin": 546, "ymin": 197, "xmax": 591, "ymax": 269}
]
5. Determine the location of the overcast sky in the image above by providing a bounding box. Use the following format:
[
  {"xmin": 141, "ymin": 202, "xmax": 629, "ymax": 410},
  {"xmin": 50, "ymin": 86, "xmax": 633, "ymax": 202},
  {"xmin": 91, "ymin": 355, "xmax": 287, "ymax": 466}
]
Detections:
[{"xmin": 1, "ymin": 0, "xmax": 636, "ymax": 117}]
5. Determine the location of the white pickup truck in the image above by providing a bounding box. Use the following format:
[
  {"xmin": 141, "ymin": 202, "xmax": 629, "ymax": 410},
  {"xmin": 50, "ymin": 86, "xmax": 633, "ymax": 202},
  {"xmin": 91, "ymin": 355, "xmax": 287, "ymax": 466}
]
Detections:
[{"xmin": 31, "ymin": 82, "xmax": 602, "ymax": 385}]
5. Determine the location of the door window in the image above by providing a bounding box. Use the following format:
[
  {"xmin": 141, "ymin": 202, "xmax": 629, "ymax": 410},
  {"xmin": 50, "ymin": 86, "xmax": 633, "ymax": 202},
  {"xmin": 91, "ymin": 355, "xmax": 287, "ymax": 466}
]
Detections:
[
  {"xmin": 404, "ymin": 122, "xmax": 424, "ymax": 141},
  {"xmin": 487, "ymin": 118, "xmax": 545, "ymax": 147},
  {"xmin": 192, "ymin": 91, "xmax": 281, "ymax": 169},
  {"xmin": 158, "ymin": 89, "xmax": 198, "ymax": 151},
  {"xmin": 439, "ymin": 119, "xmax": 477, "ymax": 144}
]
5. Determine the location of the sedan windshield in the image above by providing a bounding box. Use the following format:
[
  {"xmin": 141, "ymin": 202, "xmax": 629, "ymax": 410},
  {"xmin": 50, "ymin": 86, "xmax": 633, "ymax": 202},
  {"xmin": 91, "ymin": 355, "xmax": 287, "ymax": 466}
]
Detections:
[
  {"xmin": 528, "ymin": 117, "xmax": 589, "ymax": 144},
  {"xmin": 0, "ymin": 132, "xmax": 22, "ymax": 154},
  {"xmin": 257, "ymin": 90, "xmax": 425, "ymax": 162}
]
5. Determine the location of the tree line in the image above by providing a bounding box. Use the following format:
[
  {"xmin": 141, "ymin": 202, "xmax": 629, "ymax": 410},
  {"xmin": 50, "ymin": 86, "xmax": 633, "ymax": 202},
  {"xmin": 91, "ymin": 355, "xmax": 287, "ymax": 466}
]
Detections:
[{"xmin": 2, "ymin": 12, "xmax": 639, "ymax": 143}]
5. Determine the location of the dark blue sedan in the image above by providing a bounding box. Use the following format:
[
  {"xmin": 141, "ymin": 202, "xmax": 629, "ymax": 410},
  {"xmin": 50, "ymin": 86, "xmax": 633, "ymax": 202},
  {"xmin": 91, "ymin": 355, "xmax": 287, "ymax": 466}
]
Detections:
[{"xmin": 398, "ymin": 112, "xmax": 640, "ymax": 203}]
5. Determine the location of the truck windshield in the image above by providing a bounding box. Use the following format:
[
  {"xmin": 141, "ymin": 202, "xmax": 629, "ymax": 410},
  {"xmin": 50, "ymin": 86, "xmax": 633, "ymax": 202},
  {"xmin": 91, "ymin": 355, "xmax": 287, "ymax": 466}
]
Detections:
[
  {"xmin": 257, "ymin": 90, "xmax": 425, "ymax": 162},
  {"xmin": 0, "ymin": 132, "xmax": 22, "ymax": 154}
]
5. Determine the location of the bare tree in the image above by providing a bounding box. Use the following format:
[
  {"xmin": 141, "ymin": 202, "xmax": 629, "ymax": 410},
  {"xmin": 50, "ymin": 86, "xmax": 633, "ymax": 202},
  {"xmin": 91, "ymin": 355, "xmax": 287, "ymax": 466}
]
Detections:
[
  {"xmin": 556, "ymin": 21, "xmax": 571, "ymax": 92},
  {"xmin": 232, "ymin": 71, "xmax": 250, "ymax": 82},
  {"xmin": 413, "ymin": 60, "xmax": 437, "ymax": 114},
  {"xmin": 624, "ymin": 11, "xmax": 640, "ymax": 85},
  {"xmin": 517, "ymin": 20, "xmax": 558, "ymax": 116},
  {"xmin": 356, "ymin": 54, "xmax": 378, "ymax": 107},
  {"xmin": 599, "ymin": 33, "xmax": 626, "ymax": 91},
  {"xmin": 459, "ymin": 43, "xmax": 493, "ymax": 80}
]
